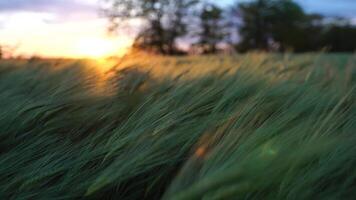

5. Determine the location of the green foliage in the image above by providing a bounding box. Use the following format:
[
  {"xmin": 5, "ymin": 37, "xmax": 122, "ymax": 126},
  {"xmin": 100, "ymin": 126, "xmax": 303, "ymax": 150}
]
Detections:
[
  {"xmin": 321, "ymin": 24, "xmax": 356, "ymax": 52},
  {"xmin": 195, "ymin": 4, "xmax": 226, "ymax": 54},
  {"xmin": 234, "ymin": 0, "xmax": 356, "ymax": 52},
  {"xmin": 235, "ymin": 0, "xmax": 308, "ymax": 51},
  {"xmin": 0, "ymin": 53, "xmax": 355, "ymax": 199}
]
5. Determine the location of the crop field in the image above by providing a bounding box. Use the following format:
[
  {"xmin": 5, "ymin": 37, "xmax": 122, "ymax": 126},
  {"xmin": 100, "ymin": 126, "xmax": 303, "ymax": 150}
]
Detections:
[{"xmin": 0, "ymin": 53, "xmax": 355, "ymax": 199}]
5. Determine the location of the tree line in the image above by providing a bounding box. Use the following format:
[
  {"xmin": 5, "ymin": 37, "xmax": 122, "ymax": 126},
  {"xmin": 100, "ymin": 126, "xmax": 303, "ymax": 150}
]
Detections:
[{"xmin": 104, "ymin": 0, "xmax": 356, "ymax": 55}]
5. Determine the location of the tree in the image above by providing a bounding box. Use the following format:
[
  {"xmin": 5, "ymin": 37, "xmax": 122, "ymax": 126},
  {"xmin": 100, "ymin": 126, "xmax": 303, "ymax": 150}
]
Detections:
[
  {"xmin": 267, "ymin": 0, "xmax": 309, "ymax": 51},
  {"xmin": 195, "ymin": 4, "xmax": 226, "ymax": 54},
  {"xmin": 0, "ymin": 45, "xmax": 3, "ymax": 60},
  {"xmin": 104, "ymin": 0, "xmax": 200, "ymax": 54},
  {"xmin": 233, "ymin": 0, "xmax": 309, "ymax": 52},
  {"xmin": 321, "ymin": 24, "xmax": 356, "ymax": 52},
  {"xmin": 233, "ymin": 0, "xmax": 271, "ymax": 51},
  {"xmin": 163, "ymin": 0, "xmax": 200, "ymax": 54}
]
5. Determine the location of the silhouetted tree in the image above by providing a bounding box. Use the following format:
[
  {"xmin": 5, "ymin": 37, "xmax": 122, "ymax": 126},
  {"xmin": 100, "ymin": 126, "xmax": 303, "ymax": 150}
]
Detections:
[
  {"xmin": 0, "ymin": 45, "xmax": 3, "ymax": 60},
  {"xmin": 321, "ymin": 24, "xmax": 356, "ymax": 52},
  {"xmin": 233, "ymin": 0, "xmax": 310, "ymax": 52},
  {"xmin": 232, "ymin": 0, "xmax": 356, "ymax": 52},
  {"xmin": 267, "ymin": 0, "xmax": 309, "ymax": 51},
  {"xmin": 195, "ymin": 4, "xmax": 226, "ymax": 54},
  {"xmin": 104, "ymin": 0, "xmax": 200, "ymax": 54},
  {"xmin": 232, "ymin": 0, "xmax": 270, "ymax": 51},
  {"xmin": 163, "ymin": 0, "xmax": 200, "ymax": 54},
  {"xmin": 104, "ymin": 0, "xmax": 355, "ymax": 54}
]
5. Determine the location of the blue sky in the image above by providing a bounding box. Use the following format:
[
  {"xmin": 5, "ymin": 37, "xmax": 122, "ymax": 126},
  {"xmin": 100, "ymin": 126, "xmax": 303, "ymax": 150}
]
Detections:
[
  {"xmin": 218, "ymin": 0, "xmax": 356, "ymax": 19},
  {"xmin": 0, "ymin": 0, "xmax": 355, "ymax": 57}
]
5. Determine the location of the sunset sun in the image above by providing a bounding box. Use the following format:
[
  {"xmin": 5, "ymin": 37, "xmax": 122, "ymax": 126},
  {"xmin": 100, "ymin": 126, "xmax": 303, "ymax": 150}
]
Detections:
[{"xmin": 75, "ymin": 38, "xmax": 123, "ymax": 59}]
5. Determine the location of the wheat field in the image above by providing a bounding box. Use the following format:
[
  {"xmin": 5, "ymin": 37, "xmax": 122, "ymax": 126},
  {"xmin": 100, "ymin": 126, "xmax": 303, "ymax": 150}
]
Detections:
[{"xmin": 0, "ymin": 53, "xmax": 355, "ymax": 199}]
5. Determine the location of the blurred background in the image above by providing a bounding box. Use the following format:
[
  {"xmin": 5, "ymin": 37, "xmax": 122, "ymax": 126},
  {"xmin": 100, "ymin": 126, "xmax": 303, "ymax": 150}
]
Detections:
[{"xmin": 0, "ymin": 0, "xmax": 355, "ymax": 59}]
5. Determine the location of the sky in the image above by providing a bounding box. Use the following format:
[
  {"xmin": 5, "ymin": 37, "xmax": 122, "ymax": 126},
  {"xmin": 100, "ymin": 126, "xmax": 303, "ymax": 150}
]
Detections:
[
  {"xmin": 0, "ymin": 0, "xmax": 355, "ymax": 58},
  {"xmin": 0, "ymin": 0, "xmax": 133, "ymax": 58}
]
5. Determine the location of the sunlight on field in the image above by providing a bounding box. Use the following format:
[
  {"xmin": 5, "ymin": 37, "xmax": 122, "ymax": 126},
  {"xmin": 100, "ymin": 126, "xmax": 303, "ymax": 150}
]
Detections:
[{"xmin": 93, "ymin": 58, "xmax": 118, "ymax": 73}]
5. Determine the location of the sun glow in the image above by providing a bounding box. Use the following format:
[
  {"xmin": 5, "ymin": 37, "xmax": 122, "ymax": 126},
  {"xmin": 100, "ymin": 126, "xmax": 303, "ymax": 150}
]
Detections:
[
  {"xmin": 0, "ymin": 11, "xmax": 133, "ymax": 59},
  {"xmin": 75, "ymin": 38, "xmax": 122, "ymax": 59}
]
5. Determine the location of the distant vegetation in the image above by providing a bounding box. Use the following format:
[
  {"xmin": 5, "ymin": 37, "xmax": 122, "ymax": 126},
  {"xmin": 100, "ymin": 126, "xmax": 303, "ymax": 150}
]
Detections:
[
  {"xmin": 104, "ymin": 0, "xmax": 356, "ymax": 54},
  {"xmin": 0, "ymin": 53, "xmax": 355, "ymax": 199},
  {"xmin": 0, "ymin": 44, "xmax": 18, "ymax": 60}
]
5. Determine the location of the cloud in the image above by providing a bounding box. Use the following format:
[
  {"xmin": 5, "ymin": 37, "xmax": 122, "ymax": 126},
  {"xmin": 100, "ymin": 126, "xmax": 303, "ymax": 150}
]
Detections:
[
  {"xmin": 0, "ymin": 0, "xmax": 103, "ymax": 24},
  {"xmin": 0, "ymin": 0, "xmax": 97, "ymax": 15}
]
